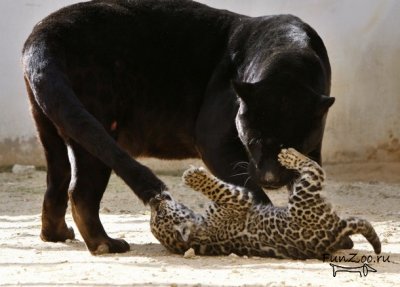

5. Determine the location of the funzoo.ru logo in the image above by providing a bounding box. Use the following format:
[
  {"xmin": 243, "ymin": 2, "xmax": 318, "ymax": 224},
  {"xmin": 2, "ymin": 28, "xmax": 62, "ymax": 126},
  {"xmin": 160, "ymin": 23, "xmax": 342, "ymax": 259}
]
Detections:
[
  {"xmin": 323, "ymin": 253, "xmax": 390, "ymax": 264},
  {"xmin": 323, "ymin": 253, "xmax": 390, "ymax": 277}
]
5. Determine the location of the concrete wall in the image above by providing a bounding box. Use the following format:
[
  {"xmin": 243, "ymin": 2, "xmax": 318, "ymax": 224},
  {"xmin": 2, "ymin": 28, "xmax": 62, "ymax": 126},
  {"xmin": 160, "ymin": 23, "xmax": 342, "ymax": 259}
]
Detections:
[
  {"xmin": 0, "ymin": 0, "xmax": 84, "ymax": 165},
  {"xmin": 0, "ymin": 0, "xmax": 399, "ymax": 166}
]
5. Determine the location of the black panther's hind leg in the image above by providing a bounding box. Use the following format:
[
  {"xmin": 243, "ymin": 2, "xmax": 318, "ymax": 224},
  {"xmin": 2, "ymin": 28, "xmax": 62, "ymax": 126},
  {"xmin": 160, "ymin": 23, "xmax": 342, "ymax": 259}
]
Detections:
[
  {"xmin": 67, "ymin": 142, "xmax": 130, "ymax": 254},
  {"xmin": 27, "ymin": 79, "xmax": 75, "ymax": 242}
]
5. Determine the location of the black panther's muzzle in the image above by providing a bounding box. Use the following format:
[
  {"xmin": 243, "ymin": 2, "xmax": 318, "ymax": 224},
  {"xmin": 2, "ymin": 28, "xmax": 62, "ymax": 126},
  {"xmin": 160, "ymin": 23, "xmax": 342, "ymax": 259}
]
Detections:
[{"xmin": 249, "ymin": 159, "xmax": 297, "ymax": 189}]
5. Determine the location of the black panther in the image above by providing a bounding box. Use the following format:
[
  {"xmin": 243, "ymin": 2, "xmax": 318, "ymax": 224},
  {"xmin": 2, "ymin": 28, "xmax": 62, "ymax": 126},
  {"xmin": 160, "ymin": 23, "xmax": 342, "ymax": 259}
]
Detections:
[{"xmin": 22, "ymin": 0, "xmax": 335, "ymax": 254}]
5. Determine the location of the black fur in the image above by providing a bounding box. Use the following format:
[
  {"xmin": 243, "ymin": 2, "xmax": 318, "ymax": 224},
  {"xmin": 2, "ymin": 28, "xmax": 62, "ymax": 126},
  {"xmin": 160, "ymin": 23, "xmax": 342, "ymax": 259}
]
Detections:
[{"xmin": 22, "ymin": 0, "xmax": 334, "ymax": 254}]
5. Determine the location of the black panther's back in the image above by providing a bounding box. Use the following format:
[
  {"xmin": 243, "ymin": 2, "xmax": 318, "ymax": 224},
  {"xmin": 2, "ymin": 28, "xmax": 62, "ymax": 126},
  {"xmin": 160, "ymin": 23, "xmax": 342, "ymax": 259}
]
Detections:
[
  {"xmin": 23, "ymin": 0, "xmax": 241, "ymax": 158},
  {"xmin": 24, "ymin": 0, "xmax": 235, "ymax": 97}
]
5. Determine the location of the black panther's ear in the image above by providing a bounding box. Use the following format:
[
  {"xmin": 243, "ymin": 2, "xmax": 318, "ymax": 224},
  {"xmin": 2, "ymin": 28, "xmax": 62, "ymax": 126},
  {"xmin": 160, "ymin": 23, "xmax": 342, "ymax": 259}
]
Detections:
[
  {"xmin": 316, "ymin": 95, "xmax": 335, "ymax": 116},
  {"xmin": 232, "ymin": 80, "xmax": 256, "ymax": 102}
]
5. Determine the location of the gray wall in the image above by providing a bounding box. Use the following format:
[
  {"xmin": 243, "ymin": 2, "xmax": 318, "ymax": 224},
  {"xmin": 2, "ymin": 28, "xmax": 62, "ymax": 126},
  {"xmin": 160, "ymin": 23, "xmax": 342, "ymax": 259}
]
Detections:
[{"xmin": 1, "ymin": 0, "xmax": 399, "ymax": 165}]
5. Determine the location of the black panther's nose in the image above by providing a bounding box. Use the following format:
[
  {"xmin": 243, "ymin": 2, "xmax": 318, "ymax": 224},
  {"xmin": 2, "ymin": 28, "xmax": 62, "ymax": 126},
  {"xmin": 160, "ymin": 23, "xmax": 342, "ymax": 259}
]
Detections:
[
  {"xmin": 258, "ymin": 171, "xmax": 282, "ymax": 189},
  {"xmin": 264, "ymin": 171, "xmax": 277, "ymax": 183}
]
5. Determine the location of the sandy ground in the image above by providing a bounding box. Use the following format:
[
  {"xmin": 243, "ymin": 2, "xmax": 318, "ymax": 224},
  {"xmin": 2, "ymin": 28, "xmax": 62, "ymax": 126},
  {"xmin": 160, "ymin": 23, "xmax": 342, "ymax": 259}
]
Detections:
[{"xmin": 0, "ymin": 162, "xmax": 399, "ymax": 287}]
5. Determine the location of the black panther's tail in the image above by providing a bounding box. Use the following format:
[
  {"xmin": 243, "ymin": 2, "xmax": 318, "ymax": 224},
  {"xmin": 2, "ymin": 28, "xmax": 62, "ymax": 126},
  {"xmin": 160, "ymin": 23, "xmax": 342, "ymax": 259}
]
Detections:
[{"xmin": 22, "ymin": 39, "xmax": 166, "ymax": 203}]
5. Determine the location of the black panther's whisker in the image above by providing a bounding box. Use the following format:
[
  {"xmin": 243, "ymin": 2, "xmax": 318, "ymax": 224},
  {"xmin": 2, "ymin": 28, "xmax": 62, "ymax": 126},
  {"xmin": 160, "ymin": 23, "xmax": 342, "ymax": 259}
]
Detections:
[
  {"xmin": 229, "ymin": 172, "xmax": 249, "ymax": 178},
  {"xmin": 232, "ymin": 161, "xmax": 249, "ymax": 170},
  {"xmin": 244, "ymin": 176, "xmax": 252, "ymax": 188}
]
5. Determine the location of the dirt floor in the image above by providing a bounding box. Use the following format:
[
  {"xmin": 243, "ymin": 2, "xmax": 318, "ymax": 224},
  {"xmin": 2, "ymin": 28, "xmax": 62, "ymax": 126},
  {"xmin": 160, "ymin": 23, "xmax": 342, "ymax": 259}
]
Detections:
[{"xmin": 0, "ymin": 161, "xmax": 399, "ymax": 286}]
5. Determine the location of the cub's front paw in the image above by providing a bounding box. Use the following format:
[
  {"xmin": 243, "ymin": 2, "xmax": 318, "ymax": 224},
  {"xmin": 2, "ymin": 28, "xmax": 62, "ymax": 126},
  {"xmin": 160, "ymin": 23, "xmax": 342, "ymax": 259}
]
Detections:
[{"xmin": 278, "ymin": 148, "xmax": 307, "ymax": 170}]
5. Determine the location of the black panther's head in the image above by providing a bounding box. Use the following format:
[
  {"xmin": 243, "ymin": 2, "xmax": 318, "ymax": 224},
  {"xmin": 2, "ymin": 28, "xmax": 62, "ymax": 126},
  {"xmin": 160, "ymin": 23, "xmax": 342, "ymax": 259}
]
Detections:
[{"xmin": 233, "ymin": 52, "xmax": 334, "ymax": 189}]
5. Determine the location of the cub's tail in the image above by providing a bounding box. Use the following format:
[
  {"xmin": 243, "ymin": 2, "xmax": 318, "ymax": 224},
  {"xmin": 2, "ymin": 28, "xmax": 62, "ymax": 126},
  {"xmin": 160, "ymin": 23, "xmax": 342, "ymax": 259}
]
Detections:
[{"xmin": 336, "ymin": 218, "xmax": 381, "ymax": 255}]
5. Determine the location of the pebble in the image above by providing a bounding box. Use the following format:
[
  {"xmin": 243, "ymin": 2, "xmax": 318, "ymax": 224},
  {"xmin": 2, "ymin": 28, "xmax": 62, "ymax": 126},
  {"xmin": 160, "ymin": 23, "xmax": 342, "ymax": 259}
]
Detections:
[
  {"xmin": 183, "ymin": 248, "xmax": 196, "ymax": 258},
  {"xmin": 12, "ymin": 164, "xmax": 35, "ymax": 174},
  {"xmin": 101, "ymin": 207, "xmax": 111, "ymax": 213}
]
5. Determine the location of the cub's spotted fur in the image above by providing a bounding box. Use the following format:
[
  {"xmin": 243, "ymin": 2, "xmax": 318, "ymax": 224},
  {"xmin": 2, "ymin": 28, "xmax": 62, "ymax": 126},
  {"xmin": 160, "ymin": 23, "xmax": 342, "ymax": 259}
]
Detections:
[{"xmin": 150, "ymin": 148, "xmax": 381, "ymax": 259}]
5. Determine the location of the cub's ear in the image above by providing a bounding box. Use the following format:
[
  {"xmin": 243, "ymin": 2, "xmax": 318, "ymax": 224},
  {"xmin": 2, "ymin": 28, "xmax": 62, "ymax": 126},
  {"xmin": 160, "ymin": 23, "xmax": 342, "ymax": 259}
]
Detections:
[
  {"xmin": 316, "ymin": 95, "xmax": 335, "ymax": 116},
  {"xmin": 232, "ymin": 80, "xmax": 256, "ymax": 102}
]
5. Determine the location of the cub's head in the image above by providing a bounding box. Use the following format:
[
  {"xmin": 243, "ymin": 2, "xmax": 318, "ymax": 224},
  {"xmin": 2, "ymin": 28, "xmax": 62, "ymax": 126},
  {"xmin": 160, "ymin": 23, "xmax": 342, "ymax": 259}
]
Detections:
[
  {"xmin": 149, "ymin": 192, "xmax": 195, "ymax": 254},
  {"xmin": 233, "ymin": 51, "xmax": 334, "ymax": 189}
]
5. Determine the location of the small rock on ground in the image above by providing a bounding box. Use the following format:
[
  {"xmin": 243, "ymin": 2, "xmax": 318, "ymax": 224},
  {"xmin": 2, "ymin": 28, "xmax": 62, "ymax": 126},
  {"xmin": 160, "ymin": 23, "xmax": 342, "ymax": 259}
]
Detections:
[{"xmin": 183, "ymin": 248, "xmax": 196, "ymax": 259}]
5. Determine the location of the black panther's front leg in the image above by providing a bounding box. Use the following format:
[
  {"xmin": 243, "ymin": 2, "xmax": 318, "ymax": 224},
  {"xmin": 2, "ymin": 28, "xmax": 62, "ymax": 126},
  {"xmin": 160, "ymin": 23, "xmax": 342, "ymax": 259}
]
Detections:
[
  {"xmin": 195, "ymin": 77, "xmax": 271, "ymax": 204},
  {"xmin": 307, "ymin": 142, "xmax": 322, "ymax": 165}
]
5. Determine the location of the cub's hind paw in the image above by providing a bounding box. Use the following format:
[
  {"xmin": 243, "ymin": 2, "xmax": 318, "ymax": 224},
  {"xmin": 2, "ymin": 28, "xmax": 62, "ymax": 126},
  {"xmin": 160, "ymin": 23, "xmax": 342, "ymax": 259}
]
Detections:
[
  {"xmin": 183, "ymin": 166, "xmax": 209, "ymax": 189},
  {"xmin": 278, "ymin": 148, "xmax": 304, "ymax": 169}
]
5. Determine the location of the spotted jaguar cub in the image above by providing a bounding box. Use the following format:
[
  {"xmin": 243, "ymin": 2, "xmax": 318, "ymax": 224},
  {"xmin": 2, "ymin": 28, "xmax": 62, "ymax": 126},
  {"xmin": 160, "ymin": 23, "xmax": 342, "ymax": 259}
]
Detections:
[{"xmin": 150, "ymin": 148, "xmax": 381, "ymax": 259}]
